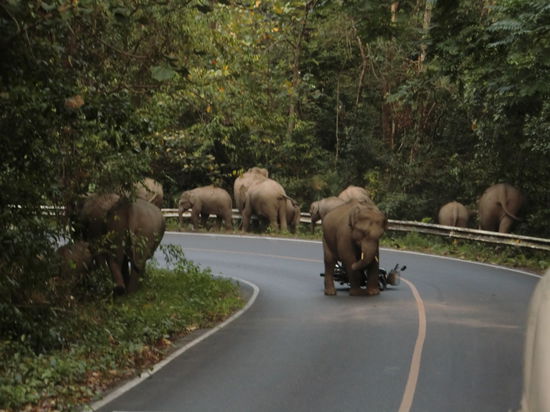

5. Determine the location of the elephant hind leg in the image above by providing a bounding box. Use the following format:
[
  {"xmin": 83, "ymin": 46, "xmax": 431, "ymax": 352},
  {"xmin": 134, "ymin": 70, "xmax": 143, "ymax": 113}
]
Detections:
[
  {"xmin": 499, "ymin": 216, "xmax": 514, "ymax": 233},
  {"xmin": 126, "ymin": 262, "xmax": 142, "ymax": 293},
  {"xmin": 108, "ymin": 251, "xmax": 127, "ymax": 295}
]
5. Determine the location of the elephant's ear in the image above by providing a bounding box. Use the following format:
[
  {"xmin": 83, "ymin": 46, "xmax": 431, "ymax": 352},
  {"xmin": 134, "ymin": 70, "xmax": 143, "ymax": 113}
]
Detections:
[{"xmin": 383, "ymin": 216, "xmax": 389, "ymax": 231}]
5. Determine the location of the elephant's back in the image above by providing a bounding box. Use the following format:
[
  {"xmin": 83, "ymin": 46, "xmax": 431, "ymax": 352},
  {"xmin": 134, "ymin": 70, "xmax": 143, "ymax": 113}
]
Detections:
[{"xmin": 126, "ymin": 199, "xmax": 165, "ymax": 235}]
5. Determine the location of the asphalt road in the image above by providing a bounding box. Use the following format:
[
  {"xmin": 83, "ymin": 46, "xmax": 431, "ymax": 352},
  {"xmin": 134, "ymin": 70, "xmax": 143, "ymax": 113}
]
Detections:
[{"xmin": 95, "ymin": 232, "xmax": 539, "ymax": 412}]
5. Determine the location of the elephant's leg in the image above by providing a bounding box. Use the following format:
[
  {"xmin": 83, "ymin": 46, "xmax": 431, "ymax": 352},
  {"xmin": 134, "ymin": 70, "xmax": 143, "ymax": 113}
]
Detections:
[
  {"xmin": 108, "ymin": 249, "xmax": 127, "ymax": 295},
  {"xmin": 122, "ymin": 255, "xmax": 130, "ymax": 287},
  {"xmin": 215, "ymin": 215, "xmax": 223, "ymax": 231},
  {"xmin": 223, "ymin": 211, "xmax": 233, "ymax": 231},
  {"xmin": 126, "ymin": 262, "xmax": 142, "ymax": 293},
  {"xmin": 190, "ymin": 209, "xmax": 201, "ymax": 231},
  {"xmin": 242, "ymin": 208, "xmax": 252, "ymax": 232},
  {"xmin": 200, "ymin": 213, "xmax": 209, "ymax": 229},
  {"xmin": 499, "ymin": 216, "xmax": 514, "ymax": 233},
  {"xmin": 323, "ymin": 239, "xmax": 337, "ymax": 296},
  {"xmin": 266, "ymin": 210, "xmax": 279, "ymax": 231},
  {"xmin": 343, "ymin": 250, "xmax": 371, "ymax": 296}
]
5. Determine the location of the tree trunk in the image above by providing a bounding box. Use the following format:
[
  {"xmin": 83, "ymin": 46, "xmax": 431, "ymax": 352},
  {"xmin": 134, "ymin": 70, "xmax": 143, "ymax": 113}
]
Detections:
[
  {"xmin": 418, "ymin": 0, "xmax": 434, "ymax": 69},
  {"xmin": 285, "ymin": 1, "xmax": 317, "ymax": 141}
]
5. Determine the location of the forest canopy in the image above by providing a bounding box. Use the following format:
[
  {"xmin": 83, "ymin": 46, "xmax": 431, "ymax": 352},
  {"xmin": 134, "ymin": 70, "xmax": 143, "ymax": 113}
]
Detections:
[{"xmin": 1, "ymin": 0, "xmax": 549, "ymax": 310}]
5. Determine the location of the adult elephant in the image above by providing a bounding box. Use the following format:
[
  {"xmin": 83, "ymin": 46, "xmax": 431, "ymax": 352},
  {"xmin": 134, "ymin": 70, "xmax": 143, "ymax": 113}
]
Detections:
[
  {"xmin": 106, "ymin": 198, "xmax": 165, "ymax": 294},
  {"xmin": 242, "ymin": 178, "xmax": 289, "ymax": 232},
  {"xmin": 233, "ymin": 167, "xmax": 269, "ymax": 213},
  {"xmin": 338, "ymin": 185, "xmax": 374, "ymax": 204},
  {"xmin": 309, "ymin": 196, "xmax": 346, "ymax": 232},
  {"xmin": 478, "ymin": 183, "xmax": 525, "ymax": 233},
  {"xmin": 135, "ymin": 178, "xmax": 164, "ymax": 208},
  {"xmin": 438, "ymin": 201, "xmax": 470, "ymax": 227},
  {"xmin": 322, "ymin": 200, "xmax": 387, "ymax": 296},
  {"xmin": 78, "ymin": 193, "xmax": 121, "ymax": 241},
  {"xmin": 178, "ymin": 185, "xmax": 233, "ymax": 231}
]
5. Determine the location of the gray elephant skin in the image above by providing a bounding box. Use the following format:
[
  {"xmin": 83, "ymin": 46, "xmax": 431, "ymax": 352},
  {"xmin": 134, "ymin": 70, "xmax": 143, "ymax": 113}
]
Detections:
[
  {"xmin": 322, "ymin": 200, "xmax": 387, "ymax": 296},
  {"xmin": 135, "ymin": 177, "xmax": 164, "ymax": 208},
  {"xmin": 285, "ymin": 198, "xmax": 301, "ymax": 233},
  {"xmin": 338, "ymin": 185, "xmax": 374, "ymax": 204},
  {"xmin": 106, "ymin": 198, "xmax": 166, "ymax": 294},
  {"xmin": 438, "ymin": 201, "xmax": 470, "ymax": 227},
  {"xmin": 478, "ymin": 183, "xmax": 525, "ymax": 233},
  {"xmin": 78, "ymin": 193, "xmax": 121, "ymax": 241},
  {"xmin": 178, "ymin": 185, "xmax": 233, "ymax": 231},
  {"xmin": 242, "ymin": 178, "xmax": 290, "ymax": 232},
  {"xmin": 233, "ymin": 167, "xmax": 269, "ymax": 214},
  {"xmin": 309, "ymin": 196, "xmax": 346, "ymax": 232}
]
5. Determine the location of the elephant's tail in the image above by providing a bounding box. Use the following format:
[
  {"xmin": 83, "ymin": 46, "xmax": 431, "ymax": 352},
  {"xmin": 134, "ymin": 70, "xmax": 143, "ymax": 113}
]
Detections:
[
  {"xmin": 452, "ymin": 205, "xmax": 459, "ymax": 227},
  {"xmin": 500, "ymin": 186, "xmax": 522, "ymax": 221},
  {"xmin": 283, "ymin": 194, "xmax": 299, "ymax": 207},
  {"xmin": 278, "ymin": 196, "xmax": 288, "ymax": 231}
]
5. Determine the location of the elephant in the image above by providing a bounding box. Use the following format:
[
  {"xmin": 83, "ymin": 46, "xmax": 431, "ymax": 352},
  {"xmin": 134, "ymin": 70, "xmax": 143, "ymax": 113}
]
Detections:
[
  {"xmin": 322, "ymin": 200, "xmax": 387, "ymax": 296},
  {"xmin": 309, "ymin": 196, "xmax": 346, "ymax": 232},
  {"xmin": 178, "ymin": 185, "xmax": 233, "ymax": 231},
  {"xmin": 286, "ymin": 198, "xmax": 301, "ymax": 234},
  {"xmin": 105, "ymin": 198, "xmax": 166, "ymax": 294},
  {"xmin": 438, "ymin": 201, "xmax": 470, "ymax": 227},
  {"xmin": 135, "ymin": 178, "xmax": 164, "ymax": 208},
  {"xmin": 78, "ymin": 192, "xmax": 121, "ymax": 241},
  {"xmin": 338, "ymin": 185, "xmax": 374, "ymax": 204},
  {"xmin": 478, "ymin": 183, "xmax": 525, "ymax": 233},
  {"xmin": 233, "ymin": 167, "xmax": 269, "ymax": 213},
  {"xmin": 241, "ymin": 178, "xmax": 290, "ymax": 232}
]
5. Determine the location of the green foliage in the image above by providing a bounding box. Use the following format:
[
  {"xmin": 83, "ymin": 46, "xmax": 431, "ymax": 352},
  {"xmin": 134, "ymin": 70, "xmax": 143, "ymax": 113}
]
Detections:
[
  {"xmin": 0, "ymin": 248, "xmax": 243, "ymax": 410},
  {"xmin": 1, "ymin": 3, "xmax": 549, "ymax": 407},
  {"xmin": 382, "ymin": 231, "xmax": 549, "ymax": 273}
]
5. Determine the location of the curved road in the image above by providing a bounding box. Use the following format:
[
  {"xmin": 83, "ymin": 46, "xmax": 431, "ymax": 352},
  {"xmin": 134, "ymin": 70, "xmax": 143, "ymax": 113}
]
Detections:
[{"xmin": 96, "ymin": 233, "xmax": 539, "ymax": 412}]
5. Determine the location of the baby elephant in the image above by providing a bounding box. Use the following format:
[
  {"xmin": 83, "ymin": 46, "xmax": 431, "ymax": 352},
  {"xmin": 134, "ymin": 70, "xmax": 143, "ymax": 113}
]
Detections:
[
  {"xmin": 178, "ymin": 185, "xmax": 233, "ymax": 231},
  {"xmin": 438, "ymin": 201, "xmax": 470, "ymax": 227},
  {"xmin": 322, "ymin": 200, "xmax": 387, "ymax": 296}
]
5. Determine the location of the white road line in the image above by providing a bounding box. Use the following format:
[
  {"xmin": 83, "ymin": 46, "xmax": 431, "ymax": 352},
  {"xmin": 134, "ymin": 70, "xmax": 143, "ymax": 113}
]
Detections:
[{"xmin": 88, "ymin": 277, "xmax": 260, "ymax": 411}]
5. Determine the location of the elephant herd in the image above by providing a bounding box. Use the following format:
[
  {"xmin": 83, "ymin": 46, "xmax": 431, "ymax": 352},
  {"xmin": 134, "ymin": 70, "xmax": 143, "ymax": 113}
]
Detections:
[
  {"xmin": 178, "ymin": 167, "xmax": 300, "ymax": 233},
  {"xmin": 58, "ymin": 170, "xmax": 526, "ymax": 297},
  {"xmin": 437, "ymin": 183, "xmax": 526, "ymax": 233}
]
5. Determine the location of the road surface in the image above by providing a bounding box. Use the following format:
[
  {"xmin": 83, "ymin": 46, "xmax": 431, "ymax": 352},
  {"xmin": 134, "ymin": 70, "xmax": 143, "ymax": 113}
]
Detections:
[{"xmin": 95, "ymin": 233, "xmax": 539, "ymax": 412}]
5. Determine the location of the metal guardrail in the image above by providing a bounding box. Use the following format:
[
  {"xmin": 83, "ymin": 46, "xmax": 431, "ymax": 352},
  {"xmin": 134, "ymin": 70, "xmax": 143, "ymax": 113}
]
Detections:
[
  {"xmin": 29, "ymin": 206, "xmax": 549, "ymax": 252},
  {"xmin": 165, "ymin": 208, "xmax": 550, "ymax": 252}
]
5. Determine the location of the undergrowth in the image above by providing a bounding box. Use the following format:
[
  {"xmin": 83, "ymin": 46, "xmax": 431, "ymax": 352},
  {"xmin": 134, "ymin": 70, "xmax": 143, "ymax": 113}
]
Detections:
[{"xmin": 0, "ymin": 247, "xmax": 243, "ymax": 411}]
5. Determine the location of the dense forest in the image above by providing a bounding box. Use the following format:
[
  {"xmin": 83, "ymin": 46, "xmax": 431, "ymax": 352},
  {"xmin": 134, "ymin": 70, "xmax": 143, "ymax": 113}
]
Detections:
[{"xmin": 1, "ymin": 0, "xmax": 548, "ymax": 324}]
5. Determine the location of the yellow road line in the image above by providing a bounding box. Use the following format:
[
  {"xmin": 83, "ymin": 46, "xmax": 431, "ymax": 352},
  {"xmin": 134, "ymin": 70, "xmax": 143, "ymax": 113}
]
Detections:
[
  {"xmin": 186, "ymin": 245, "xmax": 426, "ymax": 412},
  {"xmin": 398, "ymin": 277, "xmax": 427, "ymax": 412}
]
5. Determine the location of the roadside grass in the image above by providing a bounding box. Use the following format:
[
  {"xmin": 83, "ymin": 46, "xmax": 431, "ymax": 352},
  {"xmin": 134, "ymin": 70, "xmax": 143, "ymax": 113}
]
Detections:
[
  {"xmin": 381, "ymin": 231, "xmax": 549, "ymax": 274},
  {"xmin": 169, "ymin": 217, "xmax": 548, "ymax": 274},
  {"xmin": 0, "ymin": 248, "xmax": 244, "ymax": 411}
]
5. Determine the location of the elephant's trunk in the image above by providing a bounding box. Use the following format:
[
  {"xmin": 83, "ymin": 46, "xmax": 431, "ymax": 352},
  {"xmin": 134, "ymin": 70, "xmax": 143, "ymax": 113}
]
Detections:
[{"xmin": 351, "ymin": 241, "xmax": 378, "ymax": 271}]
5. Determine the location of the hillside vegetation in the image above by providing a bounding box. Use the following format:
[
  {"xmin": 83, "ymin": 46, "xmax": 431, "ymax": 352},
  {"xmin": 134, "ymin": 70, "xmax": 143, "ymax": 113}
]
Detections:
[{"xmin": 0, "ymin": 1, "xmax": 548, "ymax": 405}]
